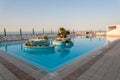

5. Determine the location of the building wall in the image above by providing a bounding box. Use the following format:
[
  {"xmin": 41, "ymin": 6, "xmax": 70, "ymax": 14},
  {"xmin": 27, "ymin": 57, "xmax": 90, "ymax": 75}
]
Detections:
[{"xmin": 106, "ymin": 25, "xmax": 120, "ymax": 37}]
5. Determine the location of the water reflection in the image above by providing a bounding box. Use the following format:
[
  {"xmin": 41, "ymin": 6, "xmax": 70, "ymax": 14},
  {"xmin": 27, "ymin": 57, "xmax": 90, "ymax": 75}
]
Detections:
[
  {"xmin": 20, "ymin": 43, "xmax": 23, "ymax": 50},
  {"xmin": 73, "ymin": 37, "xmax": 74, "ymax": 41},
  {"xmin": 5, "ymin": 44, "xmax": 7, "ymax": 52},
  {"xmin": 3, "ymin": 42, "xmax": 23, "ymax": 52},
  {"xmin": 23, "ymin": 47, "xmax": 55, "ymax": 55},
  {"xmin": 55, "ymin": 43, "xmax": 73, "ymax": 57},
  {"xmin": 106, "ymin": 37, "xmax": 120, "ymax": 43},
  {"xmin": 86, "ymin": 36, "xmax": 89, "ymax": 38},
  {"xmin": 99, "ymin": 38, "xmax": 101, "ymax": 41},
  {"xmin": 86, "ymin": 36, "xmax": 93, "ymax": 41}
]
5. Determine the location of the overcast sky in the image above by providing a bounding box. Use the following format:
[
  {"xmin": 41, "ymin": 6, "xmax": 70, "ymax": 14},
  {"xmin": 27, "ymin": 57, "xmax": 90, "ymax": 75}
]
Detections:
[{"xmin": 0, "ymin": 0, "xmax": 120, "ymax": 32}]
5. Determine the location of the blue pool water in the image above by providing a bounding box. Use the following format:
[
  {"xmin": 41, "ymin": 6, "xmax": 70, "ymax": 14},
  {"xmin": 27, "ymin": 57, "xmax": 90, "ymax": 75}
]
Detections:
[{"xmin": 0, "ymin": 37, "xmax": 106, "ymax": 72}]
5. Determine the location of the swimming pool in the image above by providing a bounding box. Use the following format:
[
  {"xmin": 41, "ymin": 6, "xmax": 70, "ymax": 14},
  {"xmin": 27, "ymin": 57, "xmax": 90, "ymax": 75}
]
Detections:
[{"xmin": 0, "ymin": 37, "xmax": 106, "ymax": 72}]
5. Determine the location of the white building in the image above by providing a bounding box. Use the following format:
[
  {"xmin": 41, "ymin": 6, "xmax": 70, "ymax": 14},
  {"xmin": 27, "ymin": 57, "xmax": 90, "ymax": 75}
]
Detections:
[{"xmin": 106, "ymin": 25, "xmax": 120, "ymax": 37}]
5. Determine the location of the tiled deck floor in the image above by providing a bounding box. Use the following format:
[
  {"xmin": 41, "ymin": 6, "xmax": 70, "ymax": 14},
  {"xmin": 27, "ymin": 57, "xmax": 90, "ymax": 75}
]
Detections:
[
  {"xmin": 77, "ymin": 39, "xmax": 120, "ymax": 80},
  {"xmin": 0, "ymin": 63, "xmax": 19, "ymax": 80},
  {"xmin": 0, "ymin": 39, "xmax": 120, "ymax": 80}
]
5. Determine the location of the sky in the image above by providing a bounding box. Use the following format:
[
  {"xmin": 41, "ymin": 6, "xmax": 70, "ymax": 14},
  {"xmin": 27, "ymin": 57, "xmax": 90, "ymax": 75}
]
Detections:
[{"xmin": 0, "ymin": 0, "xmax": 120, "ymax": 32}]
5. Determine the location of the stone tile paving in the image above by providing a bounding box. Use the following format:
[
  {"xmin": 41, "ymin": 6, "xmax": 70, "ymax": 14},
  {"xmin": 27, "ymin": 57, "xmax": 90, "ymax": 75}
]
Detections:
[
  {"xmin": 0, "ymin": 57, "xmax": 35, "ymax": 80},
  {"xmin": 77, "ymin": 39, "xmax": 120, "ymax": 80},
  {"xmin": 0, "ymin": 63, "xmax": 19, "ymax": 80},
  {"xmin": 62, "ymin": 39, "xmax": 119, "ymax": 80}
]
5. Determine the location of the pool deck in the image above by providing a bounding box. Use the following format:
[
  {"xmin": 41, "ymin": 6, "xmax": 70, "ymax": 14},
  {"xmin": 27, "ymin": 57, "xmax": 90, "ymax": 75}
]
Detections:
[{"xmin": 0, "ymin": 39, "xmax": 120, "ymax": 80}]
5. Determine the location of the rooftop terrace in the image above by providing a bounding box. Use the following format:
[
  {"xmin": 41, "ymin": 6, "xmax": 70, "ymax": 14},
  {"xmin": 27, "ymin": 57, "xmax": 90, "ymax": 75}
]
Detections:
[{"xmin": 0, "ymin": 39, "xmax": 120, "ymax": 80}]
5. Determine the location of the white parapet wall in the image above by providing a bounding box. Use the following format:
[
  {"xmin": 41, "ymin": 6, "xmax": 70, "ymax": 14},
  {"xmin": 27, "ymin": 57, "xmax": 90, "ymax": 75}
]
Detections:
[
  {"xmin": 106, "ymin": 25, "xmax": 120, "ymax": 37},
  {"xmin": 96, "ymin": 32, "xmax": 106, "ymax": 36}
]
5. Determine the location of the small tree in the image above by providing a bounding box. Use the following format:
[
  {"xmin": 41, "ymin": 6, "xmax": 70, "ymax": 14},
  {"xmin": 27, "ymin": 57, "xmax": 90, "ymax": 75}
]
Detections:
[{"xmin": 57, "ymin": 27, "xmax": 70, "ymax": 38}]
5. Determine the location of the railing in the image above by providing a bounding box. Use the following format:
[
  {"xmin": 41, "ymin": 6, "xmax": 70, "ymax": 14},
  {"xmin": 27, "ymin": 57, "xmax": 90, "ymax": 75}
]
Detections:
[{"xmin": 0, "ymin": 34, "xmax": 58, "ymax": 43}]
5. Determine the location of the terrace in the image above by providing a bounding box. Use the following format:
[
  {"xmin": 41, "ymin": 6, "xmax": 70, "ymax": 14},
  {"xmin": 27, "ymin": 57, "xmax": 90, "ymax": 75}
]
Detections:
[{"xmin": 0, "ymin": 36, "xmax": 120, "ymax": 80}]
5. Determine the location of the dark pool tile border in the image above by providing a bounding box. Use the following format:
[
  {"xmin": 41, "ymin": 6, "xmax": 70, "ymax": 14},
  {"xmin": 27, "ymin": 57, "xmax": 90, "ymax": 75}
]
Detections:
[
  {"xmin": 62, "ymin": 39, "xmax": 120, "ymax": 80},
  {"xmin": 0, "ymin": 50, "xmax": 48, "ymax": 80},
  {"xmin": 63, "ymin": 51, "xmax": 104, "ymax": 80},
  {"xmin": 0, "ymin": 49, "xmax": 48, "ymax": 72},
  {"xmin": 0, "ymin": 56, "xmax": 35, "ymax": 80}
]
